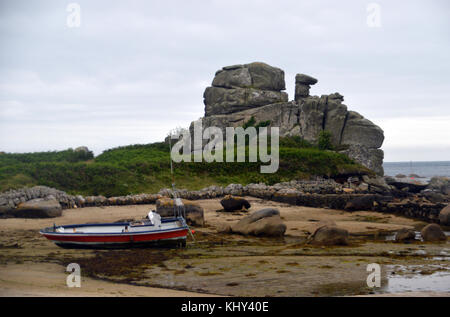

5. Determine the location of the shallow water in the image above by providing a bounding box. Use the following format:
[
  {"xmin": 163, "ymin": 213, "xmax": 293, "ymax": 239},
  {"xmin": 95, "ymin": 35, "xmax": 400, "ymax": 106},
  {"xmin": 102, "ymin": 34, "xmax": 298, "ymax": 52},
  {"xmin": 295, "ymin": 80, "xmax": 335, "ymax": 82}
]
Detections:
[
  {"xmin": 385, "ymin": 231, "xmax": 450, "ymax": 242},
  {"xmin": 383, "ymin": 271, "xmax": 450, "ymax": 293}
]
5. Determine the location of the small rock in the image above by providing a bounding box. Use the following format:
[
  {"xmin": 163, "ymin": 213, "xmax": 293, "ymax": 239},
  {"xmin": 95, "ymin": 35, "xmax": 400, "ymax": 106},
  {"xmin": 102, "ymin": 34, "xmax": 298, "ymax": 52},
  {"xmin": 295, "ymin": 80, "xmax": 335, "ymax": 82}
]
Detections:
[
  {"xmin": 395, "ymin": 228, "xmax": 416, "ymax": 242},
  {"xmin": 220, "ymin": 195, "xmax": 251, "ymax": 212},
  {"xmin": 438, "ymin": 205, "xmax": 450, "ymax": 226},
  {"xmin": 420, "ymin": 224, "xmax": 446, "ymax": 242}
]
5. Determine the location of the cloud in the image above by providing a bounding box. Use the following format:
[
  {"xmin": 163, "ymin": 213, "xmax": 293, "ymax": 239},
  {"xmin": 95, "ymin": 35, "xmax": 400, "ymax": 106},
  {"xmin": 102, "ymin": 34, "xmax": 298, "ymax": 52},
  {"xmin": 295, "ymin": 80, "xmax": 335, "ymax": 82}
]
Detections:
[{"xmin": 0, "ymin": 0, "xmax": 449, "ymax": 161}]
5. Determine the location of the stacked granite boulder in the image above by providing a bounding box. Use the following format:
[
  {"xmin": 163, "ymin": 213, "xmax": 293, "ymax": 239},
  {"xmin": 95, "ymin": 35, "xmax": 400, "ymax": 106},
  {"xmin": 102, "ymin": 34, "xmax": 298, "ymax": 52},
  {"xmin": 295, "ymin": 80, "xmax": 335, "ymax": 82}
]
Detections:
[
  {"xmin": 194, "ymin": 62, "xmax": 385, "ymax": 175},
  {"xmin": 204, "ymin": 62, "xmax": 288, "ymax": 116}
]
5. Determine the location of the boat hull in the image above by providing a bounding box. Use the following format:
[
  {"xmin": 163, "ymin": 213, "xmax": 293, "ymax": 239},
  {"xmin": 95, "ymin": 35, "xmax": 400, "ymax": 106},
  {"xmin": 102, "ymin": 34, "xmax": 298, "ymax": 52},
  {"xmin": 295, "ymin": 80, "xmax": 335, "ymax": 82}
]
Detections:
[{"xmin": 40, "ymin": 218, "xmax": 189, "ymax": 249}]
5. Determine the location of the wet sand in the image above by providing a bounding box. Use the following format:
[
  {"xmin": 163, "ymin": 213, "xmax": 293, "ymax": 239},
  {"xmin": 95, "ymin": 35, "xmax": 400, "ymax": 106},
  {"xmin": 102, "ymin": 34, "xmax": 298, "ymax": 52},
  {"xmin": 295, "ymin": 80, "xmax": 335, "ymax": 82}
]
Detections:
[{"xmin": 0, "ymin": 197, "xmax": 448, "ymax": 296}]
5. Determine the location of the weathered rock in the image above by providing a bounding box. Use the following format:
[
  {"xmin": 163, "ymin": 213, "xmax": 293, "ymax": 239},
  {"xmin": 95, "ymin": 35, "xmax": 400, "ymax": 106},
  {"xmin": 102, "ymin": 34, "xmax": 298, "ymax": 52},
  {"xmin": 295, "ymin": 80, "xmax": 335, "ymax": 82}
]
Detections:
[
  {"xmin": 309, "ymin": 225, "xmax": 349, "ymax": 246},
  {"xmin": 220, "ymin": 195, "xmax": 251, "ymax": 212},
  {"xmin": 324, "ymin": 99, "xmax": 348, "ymax": 146},
  {"xmin": 212, "ymin": 66, "xmax": 252, "ymax": 89},
  {"xmin": 14, "ymin": 198, "xmax": 62, "ymax": 218},
  {"xmin": 245, "ymin": 62, "xmax": 286, "ymax": 91},
  {"xmin": 420, "ymin": 224, "xmax": 446, "ymax": 242},
  {"xmin": 340, "ymin": 111, "xmax": 384, "ymax": 149},
  {"xmin": 224, "ymin": 184, "xmax": 245, "ymax": 196},
  {"xmin": 439, "ymin": 205, "xmax": 450, "ymax": 226},
  {"xmin": 204, "ymin": 86, "xmax": 288, "ymax": 116},
  {"xmin": 295, "ymin": 73, "xmax": 318, "ymax": 85},
  {"xmin": 427, "ymin": 177, "xmax": 450, "ymax": 196},
  {"xmin": 423, "ymin": 192, "xmax": 446, "ymax": 204},
  {"xmin": 231, "ymin": 208, "xmax": 286, "ymax": 237},
  {"xmin": 344, "ymin": 195, "xmax": 375, "ymax": 211},
  {"xmin": 395, "ymin": 228, "xmax": 416, "ymax": 242},
  {"xmin": 156, "ymin": 197, "xmax": 204, "ymax": 226},
  {"xmin": 294, "ymin": 74, "xmax": 318, "ymax": 100}
]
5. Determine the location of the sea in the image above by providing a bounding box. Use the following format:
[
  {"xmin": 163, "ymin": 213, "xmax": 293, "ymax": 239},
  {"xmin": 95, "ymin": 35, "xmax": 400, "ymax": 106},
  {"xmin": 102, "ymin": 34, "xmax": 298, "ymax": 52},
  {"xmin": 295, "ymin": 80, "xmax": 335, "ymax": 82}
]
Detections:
[{"xmin": 383, "ymin": 161, "xmax": 450, "ymax": 180}]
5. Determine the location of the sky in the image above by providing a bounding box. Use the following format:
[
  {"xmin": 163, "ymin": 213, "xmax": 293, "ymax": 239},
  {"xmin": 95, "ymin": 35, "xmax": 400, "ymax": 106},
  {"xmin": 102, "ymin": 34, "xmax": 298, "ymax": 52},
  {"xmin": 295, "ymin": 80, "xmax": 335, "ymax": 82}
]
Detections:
[{"xmin": 0, "ymin": 0, "xmax": 449, "ymax": 162}]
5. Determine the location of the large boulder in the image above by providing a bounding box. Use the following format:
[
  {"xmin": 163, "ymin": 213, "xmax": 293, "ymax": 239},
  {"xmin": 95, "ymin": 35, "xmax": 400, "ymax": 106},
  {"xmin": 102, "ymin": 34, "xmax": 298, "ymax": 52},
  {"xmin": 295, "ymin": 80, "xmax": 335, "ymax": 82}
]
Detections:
[
  {"xmin": 340, "ymin": 111, "xmax": 384, "ymax": 149},
  {"xmin": 220, "ymin": 195, "xmax": 251, "ymax": 212},
  {"xmin": 309, "ymin": 224, "xmax": 349, "ymax": 245},
  {"xmin": 439, "ymin": 205, "xmax": 450, "ymax": 226},
  {"xmin": 427, "ymin": 177, "xmax": 450, "ymax": 196},
  {"xmin": 420, "ymin": 224, "xmax": 446, "ymax": 242},
  {"xmin": 230, "ymin": 208, "xmax": 286, "ymax": 237},
  {"xmin": 14, "ymin": 198, "xmax": 62, "ymax": 218},
  {"xmin": 156, "ymin": 197, "xmax": 204, "ymax": 226},
  {"xmin": 204, "ymin": 62, "xmax": 287, "ymax": 117}
]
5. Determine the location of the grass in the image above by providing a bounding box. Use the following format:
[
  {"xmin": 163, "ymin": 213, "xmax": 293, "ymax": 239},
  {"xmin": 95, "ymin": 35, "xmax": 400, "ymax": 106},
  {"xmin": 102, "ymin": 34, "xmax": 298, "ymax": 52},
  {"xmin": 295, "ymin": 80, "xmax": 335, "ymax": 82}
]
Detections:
[{"xmin": 0, "ymin": 136, "xmax": 372, "ymax": 196}]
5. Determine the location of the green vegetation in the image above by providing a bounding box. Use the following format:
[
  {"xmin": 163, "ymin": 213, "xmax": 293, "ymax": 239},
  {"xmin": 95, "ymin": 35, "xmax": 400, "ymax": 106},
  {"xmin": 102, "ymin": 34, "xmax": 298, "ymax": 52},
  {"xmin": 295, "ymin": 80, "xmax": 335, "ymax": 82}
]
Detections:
[
  {"xmin": 0, "ymin": 137, "xmax": 371, "ymax": 196},
  {"xmin": 318, "ymin": 131, "xmax": 334, "ymax": 151}
]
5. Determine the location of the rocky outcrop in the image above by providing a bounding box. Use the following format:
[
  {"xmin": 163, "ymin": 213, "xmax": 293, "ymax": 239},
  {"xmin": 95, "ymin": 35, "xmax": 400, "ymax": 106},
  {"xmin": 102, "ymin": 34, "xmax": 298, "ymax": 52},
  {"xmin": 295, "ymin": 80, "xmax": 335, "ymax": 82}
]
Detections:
[{"xmin": 195, "ymin": 62, "xmax": 385, "ymax": 175}]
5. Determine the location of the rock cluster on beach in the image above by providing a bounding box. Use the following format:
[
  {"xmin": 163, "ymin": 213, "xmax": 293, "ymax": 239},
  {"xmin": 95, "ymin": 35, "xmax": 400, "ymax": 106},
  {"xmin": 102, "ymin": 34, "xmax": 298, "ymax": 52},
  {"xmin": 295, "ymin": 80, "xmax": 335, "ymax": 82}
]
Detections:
[{"xmin": 194, "ymin": 61, "xmax": 385, "ymax": 175}]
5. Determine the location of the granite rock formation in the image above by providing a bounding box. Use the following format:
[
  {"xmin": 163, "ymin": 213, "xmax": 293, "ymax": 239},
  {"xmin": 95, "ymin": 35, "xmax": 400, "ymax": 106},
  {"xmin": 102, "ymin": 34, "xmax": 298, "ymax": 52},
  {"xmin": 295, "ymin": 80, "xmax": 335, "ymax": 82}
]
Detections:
[{"xmin": 195, "ymin": 62, "xmax": 385, "ymax": 175}]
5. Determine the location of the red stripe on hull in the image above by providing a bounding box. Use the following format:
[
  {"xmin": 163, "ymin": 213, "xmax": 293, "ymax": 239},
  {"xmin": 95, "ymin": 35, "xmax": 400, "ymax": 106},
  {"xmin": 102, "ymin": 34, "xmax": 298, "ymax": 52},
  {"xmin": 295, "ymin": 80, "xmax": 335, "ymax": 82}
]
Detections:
[{"xmin": 43, "ymin": 229, "xmax": 188, "ymax": 244}]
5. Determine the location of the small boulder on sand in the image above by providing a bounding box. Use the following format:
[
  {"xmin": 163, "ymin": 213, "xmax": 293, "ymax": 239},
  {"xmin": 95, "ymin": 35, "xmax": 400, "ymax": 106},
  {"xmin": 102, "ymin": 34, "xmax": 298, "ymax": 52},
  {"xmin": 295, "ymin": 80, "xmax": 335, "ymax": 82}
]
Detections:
[
  {"xmin": 220, "ymin": 195, "xmax": 251, "ymax": 212},
  {"xmin": 228, "ymin": 208, "xmax": 286, "ymax": 237},
  {"xmin": 439, "ymin": 205, "xmax": 450, "ymax": 226},
  {"xmin": 156, "ymin": 197, "xmax": 204, "ymax": 226},
  {"xmin": 14, "ymin": 198, "xmax": 62, "ymax": 218},
  {"xmin": 420, "ymin": 223, "xmax": 447, "ymax": 242},
  {"xmin": 309, "ymin": 221, "xmax": 349, "ymax": 246},
  {"xmin": 395, "ymin": 228, "xmax": 416, "ymax": 242}
]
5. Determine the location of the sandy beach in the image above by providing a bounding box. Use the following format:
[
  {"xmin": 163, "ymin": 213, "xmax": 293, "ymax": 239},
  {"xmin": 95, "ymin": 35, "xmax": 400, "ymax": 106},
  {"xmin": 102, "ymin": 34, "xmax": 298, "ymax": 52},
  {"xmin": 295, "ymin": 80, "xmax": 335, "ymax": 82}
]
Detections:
[{"xmin": 0, "ymin": 197, "xmax": 449, "ymax": 296}]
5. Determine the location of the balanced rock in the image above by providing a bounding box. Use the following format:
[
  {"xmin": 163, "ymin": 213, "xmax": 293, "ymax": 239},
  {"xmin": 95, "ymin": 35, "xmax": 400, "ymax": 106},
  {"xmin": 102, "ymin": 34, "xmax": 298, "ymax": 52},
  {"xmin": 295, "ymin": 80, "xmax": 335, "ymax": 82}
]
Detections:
[
  {"xmin": 156, "ymin": 197, "xmax": 204, "ymax": 226},
  {"xmin": 230, "ymin": 208, "xmax": 286, "ymax": 237},
  {"xmin": 439, "ymin": 205, "xmax": 450, "ymax": 226},
  {"xmin": 420, "ymin": 223, "xmax": 446, "ymax": 242},
  {"xmin": 220, "ymin": 195, "xmax": 251, "ymax": 212},
  {"xmin": 295, "ymin": 73, "xmax": 318, "ymax": 99},
  {"xmin": 14, "ymin": 198, "xmax": 62, "ymax": 218}
]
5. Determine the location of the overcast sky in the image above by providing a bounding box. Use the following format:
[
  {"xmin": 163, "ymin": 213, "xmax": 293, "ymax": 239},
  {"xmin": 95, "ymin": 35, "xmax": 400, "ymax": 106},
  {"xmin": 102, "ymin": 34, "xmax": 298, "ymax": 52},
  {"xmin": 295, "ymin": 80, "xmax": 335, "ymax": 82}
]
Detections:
[{"xmin": 0, "ymin": 0, "xmax": 449, "ymax": 161}]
